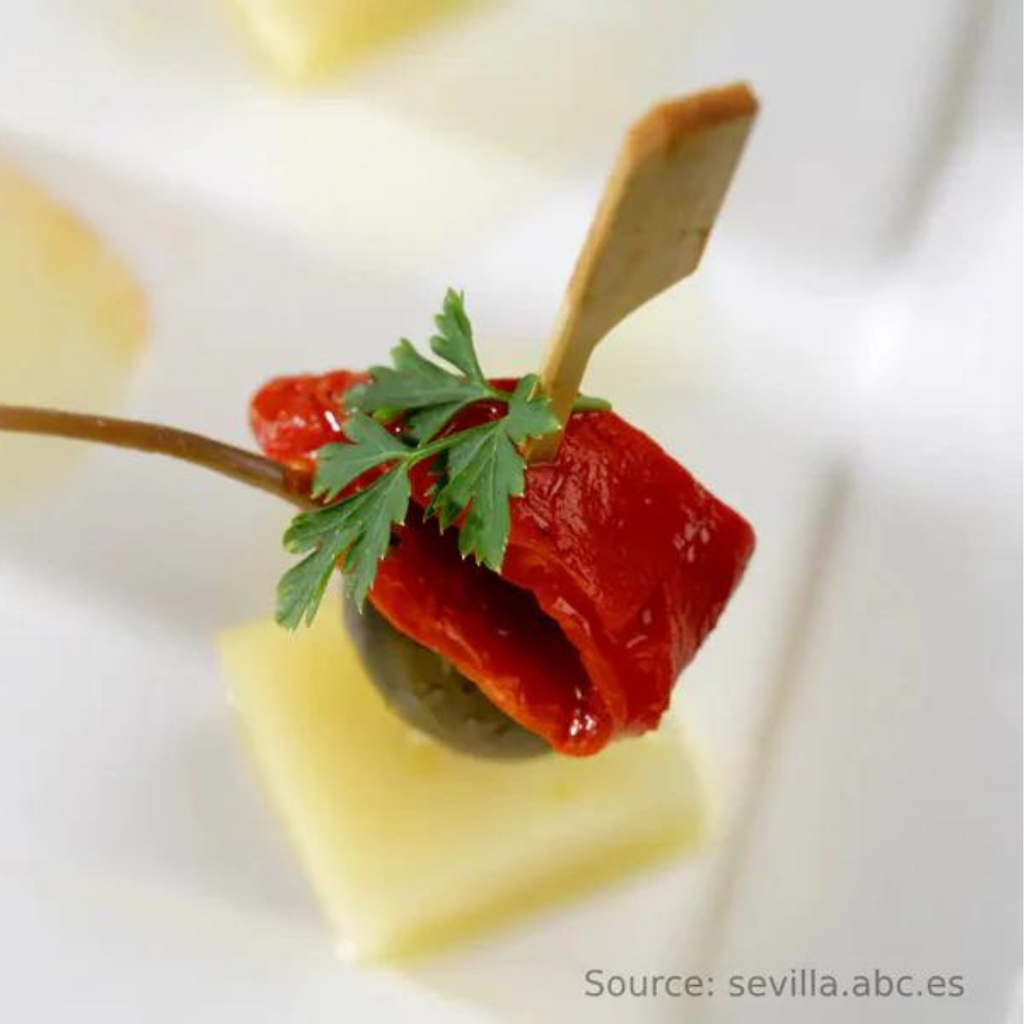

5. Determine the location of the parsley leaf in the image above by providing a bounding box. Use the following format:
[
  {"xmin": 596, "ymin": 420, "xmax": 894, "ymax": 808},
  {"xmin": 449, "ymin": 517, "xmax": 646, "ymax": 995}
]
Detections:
[
  {"xmin": 426, "ymin": 377, "xmax": 558, "ymax": 569},
  {"xmin": 334, "ymin": 466, "xmax": 410, "ymax": 610},
  {"xmin": 404, "ymin": 400, "xmax": 468, "ymax": 444},
  {"xmin": 276, "ymin": 542, "xmax": 347, "ymax": 631},
  {"xmin": 503, "ymin": 374, "xmax": 563, "ymax": 440},
  {"xmin": 429, "ymin": 289, "xmax": 485, "ymax": 383},
  {"xmin": 312, "ymin": 412, "xmax": 409, "ymax": 501},
  {"xmin": 347, "ymin": 291, "xmax": 504, "ymax": 443},
  {"xmin": 349, "ymin": 338, "xmax": 487, "ymax": 413},
  {"xmin": 276, "ymin": 464, "xmax": 410, "ymax": 626},
  {"xmin": 275, "ymin": 290, "xmax": 605, "ymax": 629},
  {"xmin": 347, "ymin": 336, "xmax": 490, "ymax": 444}
]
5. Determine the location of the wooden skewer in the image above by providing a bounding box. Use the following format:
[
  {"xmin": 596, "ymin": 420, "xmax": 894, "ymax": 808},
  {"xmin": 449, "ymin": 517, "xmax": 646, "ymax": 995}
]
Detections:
[
  {"xmin": 0, "ymin": 404, "xmax": 312, "ymax": 508},
  {"xmin": 525, "ymin": 82, "xmax": 758, "ymax": 464}
]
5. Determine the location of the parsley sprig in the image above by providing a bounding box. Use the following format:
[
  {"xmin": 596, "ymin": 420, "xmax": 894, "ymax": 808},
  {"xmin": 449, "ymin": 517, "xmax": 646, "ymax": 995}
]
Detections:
[{"xmin": 276, "ymin": 290, "xmax": 606, "ymax": 629}]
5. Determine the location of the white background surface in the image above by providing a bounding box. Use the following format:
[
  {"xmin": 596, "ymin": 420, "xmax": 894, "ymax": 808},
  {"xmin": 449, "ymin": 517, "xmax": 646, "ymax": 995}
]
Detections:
[{"xmin": 0, "ymin": 1, "xmax": 1020, "ymax": 1021}]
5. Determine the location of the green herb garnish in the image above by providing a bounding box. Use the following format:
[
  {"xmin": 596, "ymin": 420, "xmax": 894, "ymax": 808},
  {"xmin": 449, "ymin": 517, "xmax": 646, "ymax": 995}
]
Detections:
[{"xmin": 276, "ymin": 290, "xmax": 609, "ymax": 629}]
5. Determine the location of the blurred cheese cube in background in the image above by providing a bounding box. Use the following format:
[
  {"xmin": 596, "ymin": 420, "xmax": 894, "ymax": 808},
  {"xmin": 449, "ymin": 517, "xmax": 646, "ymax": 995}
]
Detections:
[
  {"xmin": 0, "ymin": 158, "xmax": 145, "ymax": 503},
  {"xmin": 228, "ymin": 0, "xmax": 467, "ymax": 80},
  {"xmin": 0, "ymin": 0, "xmax": 980, "ymax": 275}
]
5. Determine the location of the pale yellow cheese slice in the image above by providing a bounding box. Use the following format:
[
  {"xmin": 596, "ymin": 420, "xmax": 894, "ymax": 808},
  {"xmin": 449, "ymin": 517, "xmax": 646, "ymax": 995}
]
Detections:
[
  {"xmin": 229, "ymin": 0, "xmax": 465, "ymax": 81},
  {"xmin": 219, "ymin": 596, "xmax": 705, "ymax": 960},
  {"xmin": 0, "ymin": 159, "xmax": 145, "ymax": 502}
]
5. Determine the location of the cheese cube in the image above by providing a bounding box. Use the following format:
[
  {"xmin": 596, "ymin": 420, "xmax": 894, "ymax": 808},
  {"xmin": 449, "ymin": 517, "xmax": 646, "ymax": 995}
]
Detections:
[
  {"xmin": 0, "ymin": 160, "xmax": 144, "ymax": 503},
  {"xmin": 229, "ymin": 0, "xmax": 464, "ymax": 80},
  {"xmin": 218, "ymin": 596, "xmax": 705, "ymax": 959}
]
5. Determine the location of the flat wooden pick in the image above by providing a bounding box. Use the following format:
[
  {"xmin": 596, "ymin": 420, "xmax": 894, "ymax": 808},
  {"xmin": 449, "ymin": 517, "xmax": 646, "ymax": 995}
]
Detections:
[{"xmin": 527, "ymin": 82, "xmax": 758, "ymax": 463}]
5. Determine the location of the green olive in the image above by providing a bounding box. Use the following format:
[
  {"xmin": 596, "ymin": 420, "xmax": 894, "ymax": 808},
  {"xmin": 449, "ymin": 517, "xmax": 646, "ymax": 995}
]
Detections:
[{"xmin": 343, "ymin": 598, "xmax": 550, "ymax": 760}]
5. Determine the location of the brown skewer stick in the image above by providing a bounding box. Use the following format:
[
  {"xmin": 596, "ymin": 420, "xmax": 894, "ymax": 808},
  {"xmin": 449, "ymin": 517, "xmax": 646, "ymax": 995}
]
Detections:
[
  {"xmin": 0, "ymin": 404, "xmax": 312, "ymax": 508},
  {"xmin": 525, "ymin": 82, "xmax": 758, "ymax": 464}
]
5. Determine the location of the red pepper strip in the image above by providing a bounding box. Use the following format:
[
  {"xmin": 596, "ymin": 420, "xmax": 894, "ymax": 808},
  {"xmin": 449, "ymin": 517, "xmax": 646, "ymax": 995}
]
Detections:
[
  {"xmin": 250, "ymin": 370, "xmax": 368, "ymax": 472},
  {"xmin": 251, "ymin": 373, "xmax": 755, "ymax": 757}
]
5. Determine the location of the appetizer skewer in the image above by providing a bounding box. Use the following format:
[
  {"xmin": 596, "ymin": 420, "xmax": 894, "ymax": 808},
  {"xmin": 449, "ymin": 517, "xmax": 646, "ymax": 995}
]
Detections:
[{"xmin": 0, "ymin": 84, "xmax": 758, "ymax": 761}]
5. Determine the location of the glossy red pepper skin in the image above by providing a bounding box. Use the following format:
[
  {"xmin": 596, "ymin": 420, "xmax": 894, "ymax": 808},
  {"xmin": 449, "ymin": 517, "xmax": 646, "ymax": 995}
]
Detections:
[
  {"xmin": 250, "ymin": 370, "xmax": 367, "ymax": 472},
  {"xmin": 251, "ymin": 373, "xmax": 755, "ymax": 756}
]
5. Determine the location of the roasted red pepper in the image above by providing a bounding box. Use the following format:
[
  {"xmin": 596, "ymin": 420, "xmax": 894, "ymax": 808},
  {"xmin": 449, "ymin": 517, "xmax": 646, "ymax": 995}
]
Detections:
[
  {"xmin": 251, "ymin": 373, "xmax": 754, "ymax": 756},
  {"xmin": 250, "ymin": 370, "xmax": 367, "ymax": 471}
]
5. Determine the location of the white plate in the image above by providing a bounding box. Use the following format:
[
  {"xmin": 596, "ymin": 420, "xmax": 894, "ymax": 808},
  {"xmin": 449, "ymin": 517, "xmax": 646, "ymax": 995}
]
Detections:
[{"xmin": 0, "ymin": 1, "xmax": 1019, "ymax": 1021}]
